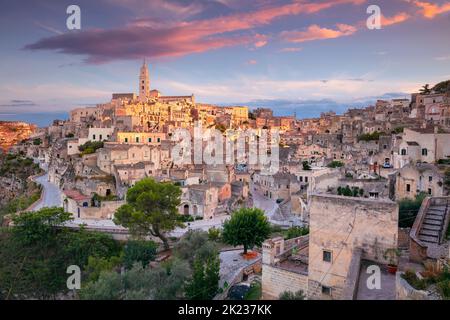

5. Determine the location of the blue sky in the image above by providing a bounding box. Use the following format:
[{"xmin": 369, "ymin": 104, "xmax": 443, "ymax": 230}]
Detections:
[{"xmin": 1, "ymin": 0, "xmax": 450, "ymax": 125}]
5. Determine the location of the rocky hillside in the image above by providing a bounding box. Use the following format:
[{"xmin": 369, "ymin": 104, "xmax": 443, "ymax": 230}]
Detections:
[
  {"xmin": 0, "ymin": 153, "xmax": 43, "ymax": 223},
  {"xmin": 0, "ymin": 121, "xmax": 37, "ymax": 153}
]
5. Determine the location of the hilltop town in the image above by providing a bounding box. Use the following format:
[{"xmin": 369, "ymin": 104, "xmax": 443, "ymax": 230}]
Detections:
[{"xmin": 2, "ymin": 62, "xmax": 450, "ymax": 300}]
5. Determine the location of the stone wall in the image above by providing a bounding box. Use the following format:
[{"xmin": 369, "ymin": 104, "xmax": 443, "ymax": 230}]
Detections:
[
  {"xmin": 396, "ymin": 272, "xmax": 435, "ymax": 300},
  {"xmin": 262, "ymin": 265, "xmax": 308, "ymax": 299}
]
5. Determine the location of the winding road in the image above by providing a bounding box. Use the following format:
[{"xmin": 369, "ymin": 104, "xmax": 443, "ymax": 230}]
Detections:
[{"xmin": 32, "ymin": 173, "xmax": 63, "ymax": 211}]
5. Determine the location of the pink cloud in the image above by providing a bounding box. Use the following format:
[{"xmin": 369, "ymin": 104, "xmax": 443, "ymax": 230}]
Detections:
[
  {"xmin": 24, "ymin": 0, "xmax": 365, "ymax": 63},
  {"xmin": 413, "ymin": 1, "xmax": 450, "ymax": 19},
  {"xmin": 281, "ymin": 23, "xmax": 357, "ymax": 43},
  {"xmin": 381, "ymin": 12, "xmax": 411, "ymax": 26},
  {"xmin": 280, "ymin": 47, "xmax": 303, "ymax": 52},
  {"xmin": 247, "ymin": 59, "xmax": 257, "ymax": 65}
]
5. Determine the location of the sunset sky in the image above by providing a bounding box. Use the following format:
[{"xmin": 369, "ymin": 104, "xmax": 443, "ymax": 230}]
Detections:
[{"xmin": 1, "ymin": 0, "xmax": 450, "ymax": 124}]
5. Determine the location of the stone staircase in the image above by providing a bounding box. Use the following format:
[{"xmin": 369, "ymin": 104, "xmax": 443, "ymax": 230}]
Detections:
[{"xmin": 418, "ymin": 204, "xmax": 448, "ymax": 244}]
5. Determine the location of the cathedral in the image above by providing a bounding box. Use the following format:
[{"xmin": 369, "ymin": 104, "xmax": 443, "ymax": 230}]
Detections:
[{"xmin": 111, "ymin": 60, "xmax": 196, "ymax": 131}]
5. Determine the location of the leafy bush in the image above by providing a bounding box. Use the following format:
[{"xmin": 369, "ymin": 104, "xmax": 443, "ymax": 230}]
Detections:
[
  {"xmin": 285, "ymin": 226, "xmax": 309, "ymax": 239},
  {"xmin": 357, "ymin": 131, "xmax": 385, "ymax": 142},
  {"xmin": 279, "ymin": 290, "xmax": 305, "ymax": 300},
  {"xmin": 78, "ymin": 141, "xmax": 104, "ymax": 155},
  {"xmin": 207, "ymin": 227, "xmax": 221, "ymax": 242},
  {"xmin": 337, "ymin": 185, "xmax": 364, "ymax": 197},
  {"xmin": 401, "ymin": 269, "xmax": 427, "ymax": 290},
  {"xmin": 398, "ymin": 192, "xmax": 427, "ymax": 228},
  {"xmin": 123, "ymin": 240, "xmax": 157, "ymax": 270},
  {"xmin": 244, "ymin": 282, "xmax": 262, "ymax": 300},
  {"xmin": 327, "ymin": 161, "xmax": 344, "ymax": 168},
  {"xmin": 302, "ymin": 161, "xmax": 311, "ymax": 171}
]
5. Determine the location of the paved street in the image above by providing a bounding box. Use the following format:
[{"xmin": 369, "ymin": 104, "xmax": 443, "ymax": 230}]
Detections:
[
  {"xmin": 170, "ymin": 215, "xmax": 230, "ymax": 237},
  {"xmin": 250, "ymin": 182, "xmax": 279, "ymax": 220},
  {"xmin": 219, "ymin": 249, "xmax": 261, "ymax": 289},
  {"xmin": 32, "ymin": 173, "xmax": 63, "ymax": 211}
]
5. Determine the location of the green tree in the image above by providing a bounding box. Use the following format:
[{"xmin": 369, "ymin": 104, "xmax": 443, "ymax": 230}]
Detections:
[
  {"xmin": 11, "ymin": 207, "xmax": 72, "ymax": 246},
  {"xmin": 419, "ymin": 83, "xmax": 431, "ymax": 94},
  {"xmin": 222, "ymin": 208, "xmax": 270, "ymax": 254},
  {"xmin": 123, "ymin": 240, "xmax": 157, "ymax": 270},
  {"xmin": 84, "ymin": 255, "xmax": 122, "ymax": 282},
  {"xmin": 79, "ymin": 270, "xmax": 123, "ymax": 300},
  {"xmin": 114, "ymin": 178, "xmax": 183, "ymax": 249},
  {"xmin": 185, "ymin": 254, "xmax": 220, "ymax": 300},
  {"xmin": 302, "ymin": 161, "xmax": 311, "ymax": 171},
  {"xmin": 173, "ymin": 230, "xmax": 218, "ymax": 266},
  {"xmin": 432, "ymin": 79, "xmax": 450, "ymax": 94},
  {"xmin": 0, "ymin": 208, "xmax": 120, "ymax": 299},
  {"xmin": 80, "ymin": 259, "xmax": 191, "ymax": 300}
]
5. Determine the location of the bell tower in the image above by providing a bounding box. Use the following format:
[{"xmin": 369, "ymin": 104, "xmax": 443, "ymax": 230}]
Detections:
[{"xmin": 139, "ymin": 59, "xmax": 150, "ymax": 101}]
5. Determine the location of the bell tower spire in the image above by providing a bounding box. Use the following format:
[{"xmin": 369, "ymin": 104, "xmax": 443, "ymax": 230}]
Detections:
[{"xmin": 139, "ymin": 59, "xmax": 150, "ymax": 102}]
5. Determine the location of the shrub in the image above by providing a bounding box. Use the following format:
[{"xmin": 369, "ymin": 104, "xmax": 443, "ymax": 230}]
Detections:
[
  {"xmin": 398, "ymin": 192, "xmax": 427, "ymax": 228},
  {"xmin": 123, "ymin": 240, "xmax": 157, "ymax": 270},
  {"xmin": 327, "ymin": 161, "xmax": 344, "ymax": 168},
  {"xmin": 279, "ymin": 290, "xmax": 305, "ymax": 300},
  {"xmin": 78, "ymin": 141, "xmax": 104, "ymax": 155},
  {"xmin": 357, "ymin": 131, "xmax": 385, "ymax": 142},
  {"xmin": 208, "ymin": 227, "xmax": 221, "ymax": 242},
  {"xmin": 401, "ymin": 269, "xmax": 427, "ymax": 290},
  {"xmin": 285, "ymin": 226, "xmax": 309, "ymax": 239}
]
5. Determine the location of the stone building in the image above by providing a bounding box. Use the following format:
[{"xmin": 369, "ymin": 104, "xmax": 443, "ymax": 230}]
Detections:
[
  {"xmin": 393, "ymin": 127, "xmax": 450, "ymax": 168},
  {"xmin": 261, "ymin": 194, "xmax": 399, "ymax": 300},
  {"xmin": 395, "ymin": 163, "xmax": 445, "ymax": 200}
]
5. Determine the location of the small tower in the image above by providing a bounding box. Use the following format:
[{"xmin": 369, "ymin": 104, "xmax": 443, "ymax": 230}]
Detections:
[{"xmin": 139, "ymin": 59, "xmax": 150, "ymax": 102}]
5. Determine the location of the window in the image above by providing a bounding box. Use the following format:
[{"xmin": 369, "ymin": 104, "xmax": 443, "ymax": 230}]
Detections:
[
  {"xmin": 157, "ymin": 138, "xmax": 161, "ymax": 143},
  {"xmin": 428, "ymin": 188, "xmax": 432, "ymax": 195},
  {"xmin": 299, "ymin": 176, "xmax": 303, "ymax": 182},
  {"xmin": 321, "ymin": 286, "xmax": 332, "ymax": 296},
  {"xmin": 99, "ymin": 134, "xmax": 103, "ymax": 140},
  {"xmin": 125, "ymin": 138, "xmax": 128, "ymax": 143},
  {"xmin": 401, "ymin": 149, "xmax": 407, "ymax": 155},
  {"xmin": 422, "ymin": 148, "xmax": 428, "ymax": 156},
  {"xmin": 92, "ymin": 134, "xmax": 96, "ymax": 140},
  {"xmin": 323, "ymin": 250, "xmax": 332, "ymax": 262},
  {"xmin": 406, "ymin": 184, "xmax": 411, "ymax": 192},
  {"xmin": 148, "ymin": 137, "xmax": 152, "ymax": 143},
  {"xmin": 136, "ymin": 137, "xmax": 140, "ymax": 143},
  {"xmin": 369, "ymin": 192, "xmax": 379, "ymax": 199},
  {"xmin": 305, "ymin": 177, "xmax": 308, "ymax": 183},
  {"xmin": 429, "ymin": 176, "xmax": 432, "ymax": 182}
]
